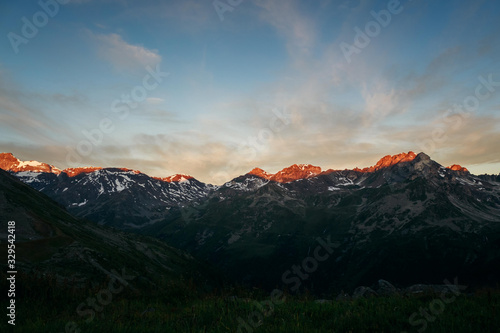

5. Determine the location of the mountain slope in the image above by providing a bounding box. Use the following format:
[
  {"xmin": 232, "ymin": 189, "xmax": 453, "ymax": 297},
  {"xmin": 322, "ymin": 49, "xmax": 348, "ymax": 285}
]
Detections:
[
  {"xmin": 146, "ymin": 153, "xmax": 500, "ymax": 293},
  {"xmin": 2, "ymin": 151, "xmax": 500, "ymax": 294},
  {"xmin": 0, "ymin": 169, "xmax": 208, "ymax": 287},
  {"xmin": 12, "ymin": 166, "xmax": 214, "ymax": 229}
]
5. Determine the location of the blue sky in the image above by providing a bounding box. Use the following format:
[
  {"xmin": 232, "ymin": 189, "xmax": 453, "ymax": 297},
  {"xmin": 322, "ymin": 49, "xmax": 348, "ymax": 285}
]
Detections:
[{"xmin": 0, "ymin": 0, "xmax": 499, "ymax": 183}]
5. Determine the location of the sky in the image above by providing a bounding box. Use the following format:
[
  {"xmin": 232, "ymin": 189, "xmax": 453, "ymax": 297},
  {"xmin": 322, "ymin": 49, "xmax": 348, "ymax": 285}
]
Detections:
[{"xmin": 0, "ymin": 0, "xmax": 499, "ymax": 184}]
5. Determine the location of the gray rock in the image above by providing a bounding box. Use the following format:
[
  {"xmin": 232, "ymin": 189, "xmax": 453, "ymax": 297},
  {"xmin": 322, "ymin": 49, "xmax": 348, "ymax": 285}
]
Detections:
[
  {"xmin": 404, "ymin": 284, "xmax": 466, "ymax": 295},
  {"xmin": 352, "ymin": 286, "xmax": 378, "ymax": 299},
  {"xmin": 376, "ymin": 279, "xmax": 399, "ymax": 295}
]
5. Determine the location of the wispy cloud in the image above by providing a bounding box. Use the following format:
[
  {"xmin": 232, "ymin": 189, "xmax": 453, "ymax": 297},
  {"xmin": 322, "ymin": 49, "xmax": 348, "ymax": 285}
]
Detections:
[
  {"xmin": 146, "ymin": 97, "xmax": 165, "ymax": 104},
  {"xmin": 0, "ymin": 76, "xmax": 80, "ymax": 145},
  {"xmin": 88, "ymin": 31, "xmax": 162, "ymax": 72},
  {"xmin": 255, "ymin": 0, "xmax": 317, "ymax": 66}
]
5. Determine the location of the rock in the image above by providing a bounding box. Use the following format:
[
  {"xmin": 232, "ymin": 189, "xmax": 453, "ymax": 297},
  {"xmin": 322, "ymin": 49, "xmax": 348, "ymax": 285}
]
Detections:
[
  {"xmin": 404, "ymin": 284, "xmax": 466, "ymax": 295},
  {"xmin": 336, "ymin": 290, "xmax": 351, "ymax": 301},
  {"xmin": 376, "ymin": 279, "xmax": 399, "ymax": 296},
  {"xmin": 352, "ymin": 286, "xmax": 377, "ymax": 299}
]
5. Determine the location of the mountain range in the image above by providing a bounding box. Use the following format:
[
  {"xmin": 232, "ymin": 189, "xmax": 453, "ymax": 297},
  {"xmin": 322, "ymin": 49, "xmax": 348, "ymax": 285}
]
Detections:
[
  {"xmin": 0, "ymin": 168, "xmax": 211, "ymax": 289},
  {"xmin": 1, "ymin": 151, "xmax": 500, "ymax": 294}
]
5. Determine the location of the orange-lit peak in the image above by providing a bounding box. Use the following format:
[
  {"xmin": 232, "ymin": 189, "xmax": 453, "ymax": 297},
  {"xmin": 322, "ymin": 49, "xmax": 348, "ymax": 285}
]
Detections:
[
  {"xmin": 246, "ymin": 164, "xmax": 322, "ymax": 183},
  {"xmin": 248, "ymin": 167, "xmax": 273, "ymax": 180},
  {"xmin": 154, "ymin": 174, "xmax": 194, "ymax": 183},
  {"xmin": 357, "ymin": 151, "xmax": 418, "ymax": 173},
  {"xmin": 63, "ymin": 167, "xmax": 102, "ymax": 177},
  {"xmin": 447, "ymin": 164, "xmax": 469, "ymax": 172},
  {"xmin": 271, "ymin": 164, "xmax": 322, "ymax": 183},
  {"xmin": 0, "ymin": 152, "xmax": 61, "ymax": 174}
]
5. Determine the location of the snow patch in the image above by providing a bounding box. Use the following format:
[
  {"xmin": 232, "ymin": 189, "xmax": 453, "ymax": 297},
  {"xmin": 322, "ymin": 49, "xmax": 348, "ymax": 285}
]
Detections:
[{"xmin": 17, "ymin": 160, "xmax": 43, "ymax": 168}]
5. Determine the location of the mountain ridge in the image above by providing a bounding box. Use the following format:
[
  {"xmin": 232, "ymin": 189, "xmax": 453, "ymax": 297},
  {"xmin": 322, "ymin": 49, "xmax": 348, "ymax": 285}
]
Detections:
[
  {"xmin": 1, "ymin": 150, "xmax": 499, "ymax": 293},
  {"xmin": 0, "ymin": 152, "xmax": 194, "ymax": 183},
  {"xmin": 0, "ymin": 168, "xmax": 210, "ymax": 287},
  {"xmin": 0, "ymin": 151, "xmax": 474, "ymax": 185}
]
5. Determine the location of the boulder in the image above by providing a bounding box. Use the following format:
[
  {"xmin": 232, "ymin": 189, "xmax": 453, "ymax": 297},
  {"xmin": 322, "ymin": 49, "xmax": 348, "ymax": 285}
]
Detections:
[
  {"xmin": 376, "ymin": 279, "xmax": 399, "ymax": 296},
  {"xmin": 352, "ymin": 286, "xmax": 378, "ymax": 299}
]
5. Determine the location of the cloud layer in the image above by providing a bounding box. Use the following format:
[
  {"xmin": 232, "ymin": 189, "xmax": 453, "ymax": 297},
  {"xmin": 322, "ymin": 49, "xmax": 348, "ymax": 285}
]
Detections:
[{"xmin": 0, "ymin": 0, "xmax": 499, "ymax": 183}]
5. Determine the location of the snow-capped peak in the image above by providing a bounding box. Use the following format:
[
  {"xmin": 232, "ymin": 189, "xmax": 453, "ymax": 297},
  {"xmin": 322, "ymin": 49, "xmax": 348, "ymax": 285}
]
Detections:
[
  {"xmin": 154, "ymin": 174, "xmax": 194, "ymax": 183},
  {"xmin": 0, "ymin": 152, "xmax": 61, "ymax": 174},
  {"xmin": 245, "ymin": 164, "xmax": 322, "ymax": 183}
]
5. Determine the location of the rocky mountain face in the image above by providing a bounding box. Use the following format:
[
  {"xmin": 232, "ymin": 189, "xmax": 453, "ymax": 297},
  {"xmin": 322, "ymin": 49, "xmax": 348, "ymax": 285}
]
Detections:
[
  {"xmin": 0, "ymin": 152, "xmax": 62, "ymax": 174},
  {"xmin": 0, "ymin": 169, "xmax": 209, "ymax": 287},
  {"xmin": 21, "ymin": 169, "xmax": 212, "ymax": 229},
  {"xmin": 353, "ymin": 151, "xmax": 418, "ymax": 173},
  {"xmin": 0, "ymin": 154, "xmax": 214, "ymax": 229},
  {"xmin": 146, "ymin": 153, "xmax": 500, "ymax": 293},
  {"xmin": 2, "ymin": 151, "xmax": 500, "ymax": 294}
]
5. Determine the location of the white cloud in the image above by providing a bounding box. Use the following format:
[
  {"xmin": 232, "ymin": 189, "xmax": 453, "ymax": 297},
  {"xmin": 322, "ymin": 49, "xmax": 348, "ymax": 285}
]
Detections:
[
  {"xmin": 361, "ymin": 85, "xmax": 399, "ymax": 126},
  {"xmin": 146, "ymin": 97, "xmax": 165, "ymax": 104},
  {"xmin": 89, "ymin": 31, "xmax": 162, "ymax": 72}
]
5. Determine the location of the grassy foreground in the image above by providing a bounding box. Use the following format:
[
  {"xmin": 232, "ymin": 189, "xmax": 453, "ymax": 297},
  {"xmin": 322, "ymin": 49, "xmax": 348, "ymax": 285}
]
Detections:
[{"xmin": 1, "ymin": 273, "xmax": 499, "ymax": 332}]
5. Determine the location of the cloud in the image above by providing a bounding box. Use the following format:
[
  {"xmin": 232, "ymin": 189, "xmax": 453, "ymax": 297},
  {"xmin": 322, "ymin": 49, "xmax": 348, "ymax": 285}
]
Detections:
[
  {"xmin": 89, "ymin": 31, "xmax": 162, "ymax": 72},
  {"xmin": 377, "ymin": 112, "xmax": 500, "ymax": 168},
  {"xmin": 2, "ymin": 110, "xmax": 499, "ymax": 184},
  {"xmin": 0, "ymin": 76, "xmax": 80, "ymax": 145},
  {"xmin": 254, "ymin": 0, "xmax": 317, "ymax": 66},
  {"xmin": 361, "ymin": 85, "xmax": 399, "ymax": 125},
  {"xmin": 146, "ymin": 97, "xmax": 165, "ymax": 105}
]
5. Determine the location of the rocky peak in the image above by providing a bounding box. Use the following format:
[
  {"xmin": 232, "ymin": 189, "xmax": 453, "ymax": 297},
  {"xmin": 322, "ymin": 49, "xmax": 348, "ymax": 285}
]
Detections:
[
  {"xmin": 248, "ymin": 167, "xmax": 273, "ymax": 180},
  {"xmin": 63, "ymin": 167, "xmax": 103, "ymax": 177},
  {"xmin": 270, "ymin": 164, "xmax": 322, "ymax": 183},
  {"xmin": 154, "ymin": 174, "xmax": 194, "ymax": 183},
  {"xmin": 357, "ymin": 151, "xmax": 418, "ymax": 173},
  {"xmin": 447, "ymin": 164, "xmax": 469, "ymax": 172},
  {"xmin": 64, "ymin": 167, "xmax": 142, "ymax": 177},
  {"xmin": 0, "ymin": 152, "xmax": 61, "ymax": 174}
]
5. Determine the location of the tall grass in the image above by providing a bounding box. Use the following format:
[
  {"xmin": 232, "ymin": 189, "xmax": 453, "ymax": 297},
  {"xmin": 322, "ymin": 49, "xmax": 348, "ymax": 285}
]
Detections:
[{"xmin": 1, "ymin": 272, "xmax": 499, "ymax": 332}]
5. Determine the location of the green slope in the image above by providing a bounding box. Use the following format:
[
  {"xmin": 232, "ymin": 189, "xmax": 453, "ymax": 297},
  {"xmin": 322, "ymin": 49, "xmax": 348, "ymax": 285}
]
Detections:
[{"xmin": 0, "ymin": 169, "xmax": 212, "ymax": 287}]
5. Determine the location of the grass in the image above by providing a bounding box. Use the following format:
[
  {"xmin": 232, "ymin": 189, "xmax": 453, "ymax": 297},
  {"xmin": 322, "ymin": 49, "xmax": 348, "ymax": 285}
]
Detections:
[{"xmin": 1, "ymin": 272, "xmax": 499, "ymax": 333}]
